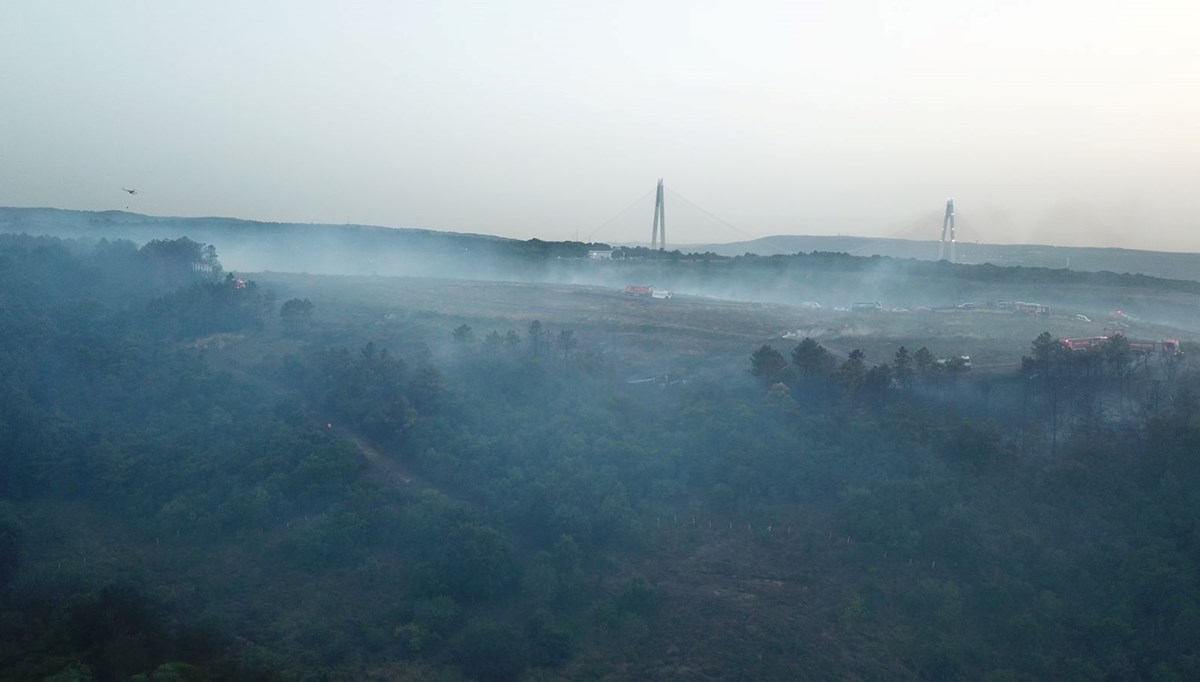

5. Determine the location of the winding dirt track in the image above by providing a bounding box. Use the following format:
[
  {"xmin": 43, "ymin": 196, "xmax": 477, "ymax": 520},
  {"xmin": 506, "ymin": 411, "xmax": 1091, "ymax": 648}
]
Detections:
[
  {"xmin": 343, "ymin": 432, "xmax": 473, "ymax": 506},
  {"xmin": 345, "ymin": 434, "xmax": 415, "ymax": 488}
]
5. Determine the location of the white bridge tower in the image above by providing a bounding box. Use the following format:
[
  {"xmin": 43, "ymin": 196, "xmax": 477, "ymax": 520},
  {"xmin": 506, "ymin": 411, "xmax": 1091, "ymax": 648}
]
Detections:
[
  {"xmin": 651, "ymin": 178, "xmax": 666, "ymax": 250},
  {"xmin": 937, "ymin": 198, "xmax": 956, "ymax": 262}
]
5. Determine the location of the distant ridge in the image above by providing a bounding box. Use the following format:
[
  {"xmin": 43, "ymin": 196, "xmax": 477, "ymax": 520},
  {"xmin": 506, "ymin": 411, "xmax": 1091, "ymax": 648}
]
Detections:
[
  {"xmin": 679, "ymin": 234, "xmax": 1200, "ymax": 282},
  {"xmin": 0, "ymin": 206, "xmax": 509, "ymax": 244},
  {"xmin": 0, "ymin": 206, "xmax": 563, "ymax": 277},
  {"xmin": 4, "ymin": 206, "xmax": 1200, "ymax": 284}
]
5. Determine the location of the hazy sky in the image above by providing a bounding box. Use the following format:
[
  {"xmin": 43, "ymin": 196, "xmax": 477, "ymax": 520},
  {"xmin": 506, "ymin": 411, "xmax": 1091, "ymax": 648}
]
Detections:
[{"xmin": 2, "ymin": 1, "xmax": 1198, "ymax": 250}]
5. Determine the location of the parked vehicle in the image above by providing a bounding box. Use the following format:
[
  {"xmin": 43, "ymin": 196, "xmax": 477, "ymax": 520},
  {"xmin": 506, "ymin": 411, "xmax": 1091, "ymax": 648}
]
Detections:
[{"xmin": 1061, "ymin": 336, "xmax": 1179, "ymax": 354}]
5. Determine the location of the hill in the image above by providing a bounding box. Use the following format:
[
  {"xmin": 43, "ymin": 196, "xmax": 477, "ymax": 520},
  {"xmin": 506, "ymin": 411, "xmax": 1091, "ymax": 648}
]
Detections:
[
  {"xmin": 683, "ymin": 234, "xmax": 1200, "ymax": 281},
  {"xmin": 0, "ymin": 206, "xmax": 575, "ymax": 277},
  {"xmin": 6, "ymin": 207, "xmax": 1200, "ymax": 286}
]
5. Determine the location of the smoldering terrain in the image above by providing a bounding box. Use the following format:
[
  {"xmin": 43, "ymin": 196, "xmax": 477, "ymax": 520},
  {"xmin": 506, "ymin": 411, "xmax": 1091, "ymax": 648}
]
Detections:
[
  {"xmin": 6, "ymin": 206, "xmax": 1200, "ymax": 333},
  {"xmin": 5, "ymin": 212, "xmax": 1200, "ymax": 682}
]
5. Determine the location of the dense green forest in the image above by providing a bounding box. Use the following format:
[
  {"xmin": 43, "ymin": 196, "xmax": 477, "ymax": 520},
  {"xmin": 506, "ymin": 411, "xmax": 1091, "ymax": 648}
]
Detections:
[{"xmin": 3, "ymin": 233, "xmax": 1200, "ymax": 680}]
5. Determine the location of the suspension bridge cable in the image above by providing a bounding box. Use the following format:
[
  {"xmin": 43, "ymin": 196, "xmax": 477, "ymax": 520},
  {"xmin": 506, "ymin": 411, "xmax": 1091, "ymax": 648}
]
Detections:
[
  {"xmin": 664, "ymin": 187, "xmax": 756, "ymax": 240},
  {"xmin": 846, "ymin": 239, "xmax": 889, "ymax": 255},
  {"xmin": 585, "ymin": 186, "xmax": 659, "ymax": 241}
]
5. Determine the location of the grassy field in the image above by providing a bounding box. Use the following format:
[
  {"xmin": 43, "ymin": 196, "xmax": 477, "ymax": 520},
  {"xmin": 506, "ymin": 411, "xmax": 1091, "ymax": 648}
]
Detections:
[{"xmin": 252, "ymin": 271, "xmax": 1200, "ymax": 381}]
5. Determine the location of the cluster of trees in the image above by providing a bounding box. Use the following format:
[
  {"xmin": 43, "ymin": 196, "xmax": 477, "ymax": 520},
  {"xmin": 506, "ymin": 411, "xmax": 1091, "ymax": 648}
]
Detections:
[
  {"xmin": 148, "ymin": 274, "xmax": 275, "ymax": 339},
  {"xmin": 728, "ymin": 331, "xmax": 1200, "ymax": 678},
  {"xmin": 725, "ymin": 249, "xmax": 1200, "ymax": 294},
  {"xmin": 0, "ymin": 584, "xmax": 274, "ymax": 682},
  {"xmin": 0, "ymin": 235, "xmax": 216, "ymax": 310},
  {"xmin": 278, "ymin": 297, "xmax": 314, "ymax": 337},
  {"xmin": 413, "ymin": 321, "xmax": 1200, "ymax": 678},
  {"xmin": 1021, "ymin": 330, "xmax": 1180, "ymax": 383},
  {"xmin": 140, "ymin": 237, "xmax": 222, "ymax": 289},
  {"xmin": 290, "ymin": 342, "xmax": 424, "ymax": 443},
  {"xmin": 0, "ymin": 237, "xmax": 304, "ymax": 678},
  {"xmin": 750, "ymin": 338, "xmax": 968, "ymax": 410},
  {"xmin": 451, "ymin": 319, "xmax": 579, "ymax": 362},
  {"xmin": 0, "ymin": 235, "xmax": 610, "ymax": 680}
]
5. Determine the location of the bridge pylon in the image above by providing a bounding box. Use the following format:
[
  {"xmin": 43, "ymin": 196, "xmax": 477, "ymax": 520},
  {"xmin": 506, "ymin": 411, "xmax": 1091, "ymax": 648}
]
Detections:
[
  {"xmin": 937, "ymin": 198, "xmax": 955, "ymax": 262},
  {"xmin": 651, "ymin": 178, "xmax": 666, "ymax": 250}
]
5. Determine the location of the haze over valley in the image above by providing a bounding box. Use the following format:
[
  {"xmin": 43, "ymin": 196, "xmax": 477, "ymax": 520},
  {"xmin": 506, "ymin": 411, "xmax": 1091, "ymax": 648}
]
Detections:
[
  {"xmin": 5, "ymin": 202, "xmax": 1200, "ymax": 679},
  {"xmin": 4, "ymin": 2, "xmax": 1200, "ymax": 680}
]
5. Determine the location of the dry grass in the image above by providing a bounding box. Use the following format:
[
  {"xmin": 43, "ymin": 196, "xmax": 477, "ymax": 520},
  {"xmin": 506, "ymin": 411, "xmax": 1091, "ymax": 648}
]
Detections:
[{"xmin": 252, "ymin": 272, "xmax": 1200, "ymax": 380}]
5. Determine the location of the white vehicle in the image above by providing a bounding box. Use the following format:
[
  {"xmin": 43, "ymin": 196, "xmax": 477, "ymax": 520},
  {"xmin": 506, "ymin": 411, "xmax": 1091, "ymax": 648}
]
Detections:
[
  {"xmin": 799, "ymin": 301, "xmax": 822, "ymax": 309},
  {"xmin": 1075, "ymin": 314, "xmax": 1091, "ymax": 323},
  {"xmin": 935, "ymin": 355, "xmax": 972, "ymax": 369}
]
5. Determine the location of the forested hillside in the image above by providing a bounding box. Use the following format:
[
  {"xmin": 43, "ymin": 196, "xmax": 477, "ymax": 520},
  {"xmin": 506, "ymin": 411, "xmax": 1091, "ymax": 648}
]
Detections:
[{"xmin": 3, "ymin": 234, "xmax": 1200, "ymax": 680}]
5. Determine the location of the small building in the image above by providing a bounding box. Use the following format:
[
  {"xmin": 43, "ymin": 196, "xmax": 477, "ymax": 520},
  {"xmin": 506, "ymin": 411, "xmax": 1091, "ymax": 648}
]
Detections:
[{"xmin": 588, "ymin": 250, "xmax": 613, "ymax": 260}]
